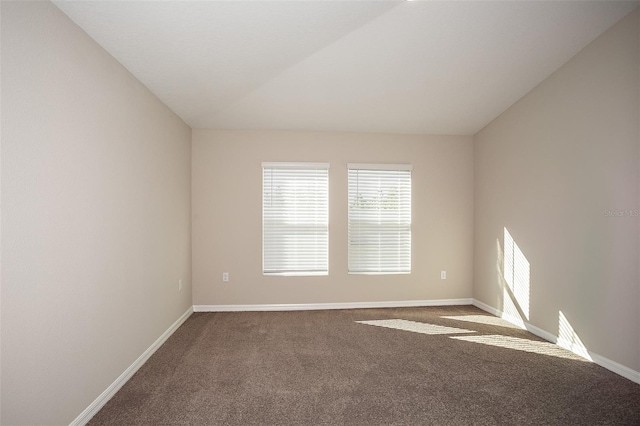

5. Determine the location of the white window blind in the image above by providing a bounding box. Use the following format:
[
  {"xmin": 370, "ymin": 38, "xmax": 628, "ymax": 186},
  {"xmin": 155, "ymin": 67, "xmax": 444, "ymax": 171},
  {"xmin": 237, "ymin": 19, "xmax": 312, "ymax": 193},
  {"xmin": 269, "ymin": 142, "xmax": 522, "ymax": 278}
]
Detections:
[
  {"xmin": 348, "ymin": 164, "xmax": 412, "ymax": 274},
  {"xmin": 262, "ymin": 163, "xmax": 329, "ymax": 276}
]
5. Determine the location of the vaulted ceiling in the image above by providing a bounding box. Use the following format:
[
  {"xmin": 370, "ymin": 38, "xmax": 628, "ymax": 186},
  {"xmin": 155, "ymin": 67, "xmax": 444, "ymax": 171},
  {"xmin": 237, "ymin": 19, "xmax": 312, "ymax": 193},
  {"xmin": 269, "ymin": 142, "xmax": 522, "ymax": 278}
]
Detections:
[{"xmin": 53, "ymin": 1, "xmax": 638, "ymax": 135}]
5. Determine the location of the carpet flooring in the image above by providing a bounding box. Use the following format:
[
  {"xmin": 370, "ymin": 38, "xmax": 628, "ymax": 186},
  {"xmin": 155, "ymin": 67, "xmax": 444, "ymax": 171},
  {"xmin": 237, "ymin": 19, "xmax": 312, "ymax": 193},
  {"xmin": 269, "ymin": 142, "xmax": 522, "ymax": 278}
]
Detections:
[{"xmin": 88, "ymin": 306, "xmax": 640, "ymax": 425}]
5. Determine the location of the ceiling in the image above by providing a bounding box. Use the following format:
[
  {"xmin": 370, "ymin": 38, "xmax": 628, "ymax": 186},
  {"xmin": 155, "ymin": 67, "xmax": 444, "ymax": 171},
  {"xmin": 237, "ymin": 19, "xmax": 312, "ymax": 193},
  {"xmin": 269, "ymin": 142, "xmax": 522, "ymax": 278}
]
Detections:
[{"xmin": 53, "ymin": 1, "xmax": 638, "ymax": 136}]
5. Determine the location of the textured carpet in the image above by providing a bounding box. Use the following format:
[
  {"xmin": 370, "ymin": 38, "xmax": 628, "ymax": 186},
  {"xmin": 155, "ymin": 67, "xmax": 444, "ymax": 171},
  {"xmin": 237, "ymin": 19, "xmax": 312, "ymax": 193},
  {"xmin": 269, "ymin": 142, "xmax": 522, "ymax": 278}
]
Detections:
[{"xmin": 89, "ymin": 306, "xmax": 640, "ymax": 425}]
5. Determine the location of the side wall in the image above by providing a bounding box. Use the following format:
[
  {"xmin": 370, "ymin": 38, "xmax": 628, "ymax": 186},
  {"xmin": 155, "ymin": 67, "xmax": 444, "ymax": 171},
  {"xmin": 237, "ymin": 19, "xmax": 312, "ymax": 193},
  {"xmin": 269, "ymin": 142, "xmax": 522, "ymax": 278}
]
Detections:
[
  {"xmin": 1, "ymin": 2, "xmax": 192, "ymax": 424},
  {"xmin": 474, "ymin": 9, "xmax": 640, "ymax": 372},
  {"xmin": 192, "ymin": 130, "xmax": 473, "ymax": 306}
]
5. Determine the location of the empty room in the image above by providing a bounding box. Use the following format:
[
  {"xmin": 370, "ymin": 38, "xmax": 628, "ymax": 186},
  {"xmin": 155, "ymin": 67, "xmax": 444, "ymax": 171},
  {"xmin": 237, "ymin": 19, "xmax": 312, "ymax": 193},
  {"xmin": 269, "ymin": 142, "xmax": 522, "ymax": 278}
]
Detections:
[{"xmin": 1, "ymin": 0, "xmax": 639, "ymax": 425}]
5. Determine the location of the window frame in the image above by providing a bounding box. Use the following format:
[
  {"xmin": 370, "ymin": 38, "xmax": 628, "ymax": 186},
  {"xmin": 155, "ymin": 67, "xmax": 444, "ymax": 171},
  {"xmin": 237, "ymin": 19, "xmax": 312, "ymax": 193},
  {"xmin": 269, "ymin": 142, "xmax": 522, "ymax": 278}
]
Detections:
[
  {"xmin": 262, "ymin": 162, "xmax": 330, "ymax": 276},
  {"xmin": 347, "ymin": 163, "xmax": 412, "ymax": 275}
]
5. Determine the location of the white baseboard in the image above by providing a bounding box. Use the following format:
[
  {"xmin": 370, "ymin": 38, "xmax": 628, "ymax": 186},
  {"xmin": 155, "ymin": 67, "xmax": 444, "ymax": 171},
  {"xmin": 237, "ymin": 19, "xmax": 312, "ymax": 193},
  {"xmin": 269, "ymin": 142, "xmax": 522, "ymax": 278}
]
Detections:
[
  {"xmin": 589, "ymin": 352, "xmax": 640, "ymax": 385},
  {"xmin": 471, "ymin": 299, "xmax": 501, "ymax": 317},
  {"xmin": 472, "ymin": 299, "xmax": 558, "ymax": 343},
  {"xmin": 472, "ymin": 299, "xmax": 640, "ymax": 385},
  {"xmin": 193, "ymin": 298, "xmax": 473, "ymax": 312},
  {"xmin": 70, "ymin": 306, "xmax": 194, "ymax": 426}
]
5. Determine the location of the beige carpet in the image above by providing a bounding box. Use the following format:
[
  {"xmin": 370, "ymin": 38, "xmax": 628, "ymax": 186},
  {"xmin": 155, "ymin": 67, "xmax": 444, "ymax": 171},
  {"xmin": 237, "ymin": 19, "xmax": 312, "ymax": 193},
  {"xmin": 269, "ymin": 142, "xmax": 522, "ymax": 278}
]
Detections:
[{"xmin": 89, "ymin": 306, "xmax": 640, "ymax": 425}]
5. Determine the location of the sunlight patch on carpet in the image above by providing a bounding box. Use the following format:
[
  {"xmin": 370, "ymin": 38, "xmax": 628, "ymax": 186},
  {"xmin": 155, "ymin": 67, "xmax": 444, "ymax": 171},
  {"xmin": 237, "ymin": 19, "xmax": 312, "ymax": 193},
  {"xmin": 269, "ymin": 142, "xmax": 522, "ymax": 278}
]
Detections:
[
  {"xmin": 356, "ymin": 319, "xmax": 474, "ymax": 335},
  {"xmin": 441, "ymin": 315, "xmax": 522, "ymax": 329},
  {"xmin": 451, "ymin": 334, "xmax": 590, "ymax": 361}
]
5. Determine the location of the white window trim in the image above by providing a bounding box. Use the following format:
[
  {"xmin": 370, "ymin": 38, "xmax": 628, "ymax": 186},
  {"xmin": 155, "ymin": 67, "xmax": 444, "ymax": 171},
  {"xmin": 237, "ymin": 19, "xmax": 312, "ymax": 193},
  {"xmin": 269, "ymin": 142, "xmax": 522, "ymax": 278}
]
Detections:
[
  {"xmin": 263, "ymin": 162, "xmax": 330, "ymax": 169},
  {"xmin": 347, "ymin": 163, "xmax": 412, "ymax": 171}
]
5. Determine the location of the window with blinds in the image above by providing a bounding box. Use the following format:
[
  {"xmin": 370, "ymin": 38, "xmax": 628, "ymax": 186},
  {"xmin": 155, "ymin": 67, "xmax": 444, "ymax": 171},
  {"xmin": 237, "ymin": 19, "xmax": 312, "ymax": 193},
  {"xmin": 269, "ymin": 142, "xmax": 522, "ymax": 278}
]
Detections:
[
  {"xmin": 262, "ymin": 163, "xmax": 329, "ymax": 276},
  {"xmin": 348, "ymin": 164, "xmax": 412, "ymax": 274}
]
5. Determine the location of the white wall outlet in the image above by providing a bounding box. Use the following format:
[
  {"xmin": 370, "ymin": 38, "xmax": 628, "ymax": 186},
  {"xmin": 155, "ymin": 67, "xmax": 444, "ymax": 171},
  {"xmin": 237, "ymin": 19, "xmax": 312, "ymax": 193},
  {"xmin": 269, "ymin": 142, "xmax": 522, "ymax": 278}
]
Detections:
[
  {"xmin": 441, "ymin": 271, "xmax": 447, "ymax": 280},
  {"xmin": 179, "ymin": 279, "xmax": 183, "ymax": 291},
  {"xmin": 222, "ymin": 272, "xmax": 229, "ymax": 282}
]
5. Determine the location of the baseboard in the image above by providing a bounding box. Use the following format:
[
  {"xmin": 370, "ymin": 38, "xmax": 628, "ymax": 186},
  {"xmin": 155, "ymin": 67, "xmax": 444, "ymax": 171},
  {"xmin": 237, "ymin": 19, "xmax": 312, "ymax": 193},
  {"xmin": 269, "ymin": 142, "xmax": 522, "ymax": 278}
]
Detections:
[
  {"xmin": 589, "ymin": 352, "xmax": 640, "ymax": 385},
  {"xmin": 473, "ymin": 299, "xmax": 557, "ymax": 342},
  {"xmin": 472, "ymin": 299, "xmax": 640, "ymax": 385},
  {"xmin": 471, "ymin": 299, "xmax": 501, "ymax": 317},
  {"xmin": 70, "ymin": 306, "xmax": 194, "ymax": 426},
  {"xmin": 193, "ymin": 298, "xmax": 473, "ymax": 312}
]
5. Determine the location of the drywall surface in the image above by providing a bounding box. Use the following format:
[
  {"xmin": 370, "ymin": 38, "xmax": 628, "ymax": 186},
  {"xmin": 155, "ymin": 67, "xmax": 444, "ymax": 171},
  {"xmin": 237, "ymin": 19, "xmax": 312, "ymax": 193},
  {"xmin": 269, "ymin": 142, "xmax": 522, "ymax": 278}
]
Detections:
[
  {"xmin": 1, "ymin": 2, "xmax": 192, "ymax": 424},
  {"xmin": 192, "ymin": 130, "xmax": 473, "ymax": 306},
  {"xmin": 474, "ymin": 9, "xmax": 639, "ymax": 371}
]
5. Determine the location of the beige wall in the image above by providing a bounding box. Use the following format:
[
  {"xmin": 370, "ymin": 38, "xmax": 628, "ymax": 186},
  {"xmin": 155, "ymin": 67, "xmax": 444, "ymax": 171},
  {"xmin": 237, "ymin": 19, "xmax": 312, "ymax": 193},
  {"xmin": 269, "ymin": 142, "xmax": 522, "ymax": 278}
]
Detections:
[
  {"xmin": 1, "ymin": 2, "xmax": 192, "ymax": 424},
  {"xmin": 474, "ymin": 9, "xmax": 639, "ymax": 370},
  {"xmin": 192, "ymin": 130, "xmax": 473, "ymax": 306}
]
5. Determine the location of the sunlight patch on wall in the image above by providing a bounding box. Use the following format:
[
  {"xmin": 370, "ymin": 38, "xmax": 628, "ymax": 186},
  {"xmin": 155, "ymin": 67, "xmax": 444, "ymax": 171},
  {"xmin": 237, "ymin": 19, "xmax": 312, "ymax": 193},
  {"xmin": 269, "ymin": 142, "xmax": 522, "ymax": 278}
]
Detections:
[
  {"xmin": 356, "ymin": 319, "xmax": 473, "ymax": 335},
  {"xmin": 557, "ymin": 311, "xmax": 592, "ymax": 361},
  {"xmin": 503, "ymin": 227, "xmax": 530, "ymax": 320},
  {"xmin": 451, "ymin": 334, "xmax": 590, "ymax": 361},
  {"xmin": 441, "ymin": 315, "xmax": 522, "ymax": 329},
  {"xmin": 502, "ymin": 288, "xmax": 527, "ymax": 329}
]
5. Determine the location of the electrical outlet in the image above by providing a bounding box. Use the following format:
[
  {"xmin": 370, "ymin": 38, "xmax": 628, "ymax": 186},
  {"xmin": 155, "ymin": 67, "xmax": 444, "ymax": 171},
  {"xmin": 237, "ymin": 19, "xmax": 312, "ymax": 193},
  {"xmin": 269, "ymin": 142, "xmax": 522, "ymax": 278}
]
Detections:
[
  {"xmin": 441, "ymin": 271, "xmax": 447, "ymax": 280},
  {"xmin": 222, "ymin": 272, "xmax": 229, "ymax": 282},
  {"xmin": 179, "ymin": 279, "xmax": 183, "ymax": 291}
]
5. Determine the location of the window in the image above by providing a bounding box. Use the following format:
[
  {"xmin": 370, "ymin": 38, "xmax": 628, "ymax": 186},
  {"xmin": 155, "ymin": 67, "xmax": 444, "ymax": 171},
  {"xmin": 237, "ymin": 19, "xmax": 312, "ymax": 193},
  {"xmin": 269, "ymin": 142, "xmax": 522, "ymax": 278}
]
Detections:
[
  {"xmin": 262, "ymin": 162, "xmax": 329, "ymax": 276},
  {"xmin": 348, "ymin": 164, "xmax": 412, "ymax": 274}
]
